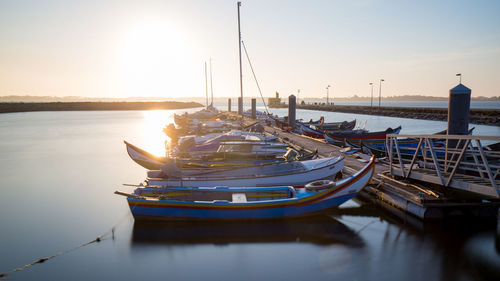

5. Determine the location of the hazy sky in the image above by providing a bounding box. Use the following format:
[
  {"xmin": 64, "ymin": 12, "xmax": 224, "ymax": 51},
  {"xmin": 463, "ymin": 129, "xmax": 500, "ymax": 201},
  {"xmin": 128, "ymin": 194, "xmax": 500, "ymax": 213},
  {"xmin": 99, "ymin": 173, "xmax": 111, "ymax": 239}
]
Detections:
[{"xmin": 1, "ymin": 0, "xmax": 499, "ymax": 99}]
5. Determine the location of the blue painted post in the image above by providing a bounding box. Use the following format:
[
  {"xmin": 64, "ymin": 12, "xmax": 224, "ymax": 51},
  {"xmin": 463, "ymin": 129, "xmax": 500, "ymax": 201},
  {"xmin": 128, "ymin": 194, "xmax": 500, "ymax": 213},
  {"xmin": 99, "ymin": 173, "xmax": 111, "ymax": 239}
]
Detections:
[
  {"xmin": 447, "ymin": 83, "xmax": 471, "ymax": 148},
  {"xmin": 448, "ymin": 84, "xmax": 471, "ymax": 135}
]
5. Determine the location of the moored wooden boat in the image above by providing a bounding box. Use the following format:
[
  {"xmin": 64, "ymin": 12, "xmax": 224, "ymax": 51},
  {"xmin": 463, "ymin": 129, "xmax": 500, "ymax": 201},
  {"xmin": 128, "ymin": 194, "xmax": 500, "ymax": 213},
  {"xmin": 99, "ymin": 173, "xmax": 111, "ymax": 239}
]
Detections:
[
  {"xmin": 296, "ymin": 120, "xmax": 357, "ymax": 139},
  {"xmin": 116, "ymin": 156, "xmax": 375, "ymax": 220},
  {"xmin": 311, "ymin": 119, "xmax": 356, "ymax": 132},
  {"xmin": 324, "ymin": 126, "xmax": 402, "ymax": 145},
  {"xmin": 175, "ymin": 130, "xmax": 278, "ymax": 147},
  {"xmin": 145, "ymin": 155, "xmax": 344, "ymax": 188},
  {"xmin": 297, "ymin": 121, "xmax": 327, "ymax": 139},
  {"xmin": 124, "ymin": 141, "xmax": 317, "ymax": 170},
  {"xmin": 302, "ymin": 117, "xmax": 356, "ymax": 130},
  {"xmin": 173, "ymin": 108, "xmax": 219, "ymax": 125},
  {"xmin": 174, "ymin": 132, "xmax": 278, "ymax": 156},
  {"xmin": 346, "ymin": 127, "xmax": 474, "ymax": 147},
  {"xmin": 212, "ymin": 141, "xmax": 289, "ymax": 158}
]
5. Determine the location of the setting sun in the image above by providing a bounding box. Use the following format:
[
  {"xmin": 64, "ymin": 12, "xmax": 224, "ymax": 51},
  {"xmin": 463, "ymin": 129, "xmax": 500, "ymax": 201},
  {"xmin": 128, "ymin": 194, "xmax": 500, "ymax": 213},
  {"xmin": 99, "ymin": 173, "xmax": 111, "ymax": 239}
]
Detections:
[{"xmin": 117, "ymin": 22, "xmax": 195, "ymax": 98}]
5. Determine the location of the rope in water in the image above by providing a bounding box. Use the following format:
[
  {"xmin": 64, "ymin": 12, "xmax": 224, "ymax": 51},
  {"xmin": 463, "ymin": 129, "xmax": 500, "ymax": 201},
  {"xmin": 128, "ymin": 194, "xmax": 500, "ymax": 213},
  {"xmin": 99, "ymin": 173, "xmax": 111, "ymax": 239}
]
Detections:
[
  {"xmin": 0, "ymin": 236, "xmax": 106, "ymax": 280},
  {"xmin": 0, "ymin": 205, "xmax": 136, "ymax": 280}
]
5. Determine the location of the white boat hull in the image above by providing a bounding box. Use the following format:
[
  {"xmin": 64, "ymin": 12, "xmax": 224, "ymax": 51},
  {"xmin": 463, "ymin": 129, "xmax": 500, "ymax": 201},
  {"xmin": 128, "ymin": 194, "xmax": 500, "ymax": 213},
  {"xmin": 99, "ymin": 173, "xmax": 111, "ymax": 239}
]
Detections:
[{"xmin": 147, "ymin": 156, "xmax": 344, "ymax": 187}]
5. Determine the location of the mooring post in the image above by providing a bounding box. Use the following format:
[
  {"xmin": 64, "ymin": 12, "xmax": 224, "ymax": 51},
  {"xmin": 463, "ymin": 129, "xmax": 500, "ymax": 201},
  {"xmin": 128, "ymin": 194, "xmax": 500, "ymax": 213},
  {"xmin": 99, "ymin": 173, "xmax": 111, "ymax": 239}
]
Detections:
[
  {"xmin": 288, "ymin": 94, "xmax": 296, "ymax": 128},
  {"xmin": 251, "ymin": 98, "xmax": 256, "ymax": 119},
  {"xmin": 228, "ymin": 98, "xmax": 231, "ymax": 112},
  {"xmin": 447, "ymin": 83, "xmax": 471, "ymax": 148},
  {"xmin": 238, "ymin": 97, "xmax": 243, "ymax": 115}
]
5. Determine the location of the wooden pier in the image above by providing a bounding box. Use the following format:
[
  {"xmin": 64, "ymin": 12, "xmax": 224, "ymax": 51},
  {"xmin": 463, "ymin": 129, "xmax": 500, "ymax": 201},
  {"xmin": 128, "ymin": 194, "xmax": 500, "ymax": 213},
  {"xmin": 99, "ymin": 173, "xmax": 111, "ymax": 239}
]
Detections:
[{"xmin": 225, "ymin": 112, "xmax": 500, "ymax": 221}]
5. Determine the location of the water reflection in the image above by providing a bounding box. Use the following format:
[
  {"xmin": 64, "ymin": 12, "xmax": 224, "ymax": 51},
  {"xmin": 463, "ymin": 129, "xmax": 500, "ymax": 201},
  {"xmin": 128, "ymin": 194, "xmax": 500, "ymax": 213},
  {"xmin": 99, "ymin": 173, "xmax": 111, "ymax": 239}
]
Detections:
[
  {"xmin": 1, "ymin": 109, "xmax": 499, "ymax": 281},
  {"xmin": 463, "ymin": 232, "xmax": 500, "ymax": 279},
  {"xmin": 371, "ymin": 206, "xmax": 500, "ymax": 281},
  {"xmin": 137, "ymin": 107, "xmax": 204, "ymax": 156},
  {"xmin": 131, "ymin": 215, "xmax": 364, "ymax": 247},
  {"xmin": 139, "ymin": 110, "xmax": 174, "ymax": 156}
]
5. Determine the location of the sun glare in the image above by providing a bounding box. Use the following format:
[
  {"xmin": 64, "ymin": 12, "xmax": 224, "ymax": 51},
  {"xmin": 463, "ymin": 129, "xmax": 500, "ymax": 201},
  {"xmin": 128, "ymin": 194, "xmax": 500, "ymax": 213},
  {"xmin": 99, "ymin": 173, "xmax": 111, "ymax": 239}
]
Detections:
[
  {"xmin": 140, "ymin": 110, "xmax": 172, "ymax": 156},
  {"xmin": 117, "ymin": 22, "xmax": 194, "ymax": 98}
]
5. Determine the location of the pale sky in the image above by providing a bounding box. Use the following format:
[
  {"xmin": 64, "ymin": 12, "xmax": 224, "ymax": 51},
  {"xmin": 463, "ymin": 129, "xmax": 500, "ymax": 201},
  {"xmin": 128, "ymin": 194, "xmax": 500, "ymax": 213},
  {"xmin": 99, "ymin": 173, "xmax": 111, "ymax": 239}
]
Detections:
[{"xmin": 1, "ymin": 0, "xmax": 499, "ymax": 99}]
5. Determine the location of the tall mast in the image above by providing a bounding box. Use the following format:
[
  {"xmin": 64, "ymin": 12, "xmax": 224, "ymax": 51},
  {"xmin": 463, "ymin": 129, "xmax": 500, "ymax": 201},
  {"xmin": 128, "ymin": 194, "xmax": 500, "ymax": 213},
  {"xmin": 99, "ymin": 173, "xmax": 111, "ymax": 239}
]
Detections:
[
  {"xmin": 237, "ymin": 1, "xmax": 243, "ymax": 116},
  {"xmin": 204, "ymin": 62, "xmax": 208, "ymax": 109},
  {"xmin": 210, "ymin": 58, "xmax": 214, "ymax": 107}
]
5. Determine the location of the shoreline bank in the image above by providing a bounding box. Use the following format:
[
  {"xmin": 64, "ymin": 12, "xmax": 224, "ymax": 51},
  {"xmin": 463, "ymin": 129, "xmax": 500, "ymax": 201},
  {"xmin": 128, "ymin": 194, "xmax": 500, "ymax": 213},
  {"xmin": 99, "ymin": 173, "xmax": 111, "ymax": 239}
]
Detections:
[
  {"xmin": 0, "ymin": 101, "xmax": 203, "ymax": 114},
  {"xmin": 270, "ymin": 103, "xmax": 500, "ymax": 126}
]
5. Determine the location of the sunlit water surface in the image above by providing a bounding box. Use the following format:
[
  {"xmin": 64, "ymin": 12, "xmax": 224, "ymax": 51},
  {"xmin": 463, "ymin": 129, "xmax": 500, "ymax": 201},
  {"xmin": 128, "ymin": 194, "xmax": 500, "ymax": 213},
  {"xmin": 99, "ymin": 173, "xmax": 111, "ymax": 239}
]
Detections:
[{"xmin": 0, "ymin": 108, "xmax": 499, "ymax": 281}]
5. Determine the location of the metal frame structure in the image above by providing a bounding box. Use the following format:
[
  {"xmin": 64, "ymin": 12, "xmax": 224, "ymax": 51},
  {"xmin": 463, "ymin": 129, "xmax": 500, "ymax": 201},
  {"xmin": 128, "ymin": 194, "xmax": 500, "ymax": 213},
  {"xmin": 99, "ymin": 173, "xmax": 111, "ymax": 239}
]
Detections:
[{"xmin": 387, "ymin": 134, "xmax": 500, "ymax": 198}]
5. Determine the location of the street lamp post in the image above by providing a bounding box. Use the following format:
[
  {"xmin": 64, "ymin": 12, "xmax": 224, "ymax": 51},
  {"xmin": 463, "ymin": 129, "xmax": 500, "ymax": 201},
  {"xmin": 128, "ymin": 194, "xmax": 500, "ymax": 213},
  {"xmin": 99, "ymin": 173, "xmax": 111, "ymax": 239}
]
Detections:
[
  {"xmin": 378, "ymin": 79, "xmax": 384, "ymax": 109},
  {"xmin": 331, "ymin": 84, "xmax": 333, "ymax": 105},
  {"xmin": 326, "ymin": 85, "xmax": 331, "ymax": 105},
  {"xmin": 369, "ymin": 82, "xmax": 374, "ymax": 107}
]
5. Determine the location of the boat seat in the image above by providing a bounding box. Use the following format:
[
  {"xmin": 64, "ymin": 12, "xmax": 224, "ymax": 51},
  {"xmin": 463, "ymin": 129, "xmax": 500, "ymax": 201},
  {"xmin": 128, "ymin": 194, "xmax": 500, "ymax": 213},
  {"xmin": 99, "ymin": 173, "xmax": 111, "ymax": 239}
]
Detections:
[{"xmin": 232, "ymin": 193, "xmax": 247, "ymax": 203}]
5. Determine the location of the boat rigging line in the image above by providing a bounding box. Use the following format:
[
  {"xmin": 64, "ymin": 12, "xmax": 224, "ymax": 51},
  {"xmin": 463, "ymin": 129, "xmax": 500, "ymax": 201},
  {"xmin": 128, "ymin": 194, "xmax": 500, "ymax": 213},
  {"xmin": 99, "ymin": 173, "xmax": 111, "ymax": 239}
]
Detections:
[
  {"xmin": 204, "ymin": 62, "xmax": 208, "ymax": 109},
  {"xmin": 210, "ymin": 58, "xmax": 214, "ymax": 108},
  {"xmin": 241, "ymin": 40, "xmax": 270, "ymax": 115}
]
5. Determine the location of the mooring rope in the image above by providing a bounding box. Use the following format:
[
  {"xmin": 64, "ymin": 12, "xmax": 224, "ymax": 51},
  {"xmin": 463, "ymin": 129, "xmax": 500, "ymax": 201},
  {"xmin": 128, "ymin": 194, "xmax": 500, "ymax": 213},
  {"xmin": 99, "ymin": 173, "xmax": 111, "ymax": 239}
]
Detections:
[
  {"xmin": 0, "ymin": 205, "xmax": 136, "ymax": 280},
  {"xmin": 0, "ymin": 236, "xmax": 105, "ymax": 280}
]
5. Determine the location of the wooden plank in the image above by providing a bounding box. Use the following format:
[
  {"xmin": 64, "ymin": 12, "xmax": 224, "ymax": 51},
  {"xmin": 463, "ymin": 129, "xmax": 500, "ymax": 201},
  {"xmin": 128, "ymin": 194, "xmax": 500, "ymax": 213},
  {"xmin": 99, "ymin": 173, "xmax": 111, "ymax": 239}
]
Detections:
[{"xmin": 392, "ymin": 169, "xmax": 499, "ymax": 198}]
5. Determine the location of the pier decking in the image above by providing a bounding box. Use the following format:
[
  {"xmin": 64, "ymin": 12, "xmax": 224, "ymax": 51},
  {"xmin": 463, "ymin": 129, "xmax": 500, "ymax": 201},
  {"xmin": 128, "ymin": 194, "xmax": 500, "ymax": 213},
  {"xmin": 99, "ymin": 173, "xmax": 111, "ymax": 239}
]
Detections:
[
  {"xmin": 226, "ymin": 112, "xmax": 500, "ymax": 220},
  {"xmin": 387, "ymin": 134, "xmax": 500, "ymax": 198}
]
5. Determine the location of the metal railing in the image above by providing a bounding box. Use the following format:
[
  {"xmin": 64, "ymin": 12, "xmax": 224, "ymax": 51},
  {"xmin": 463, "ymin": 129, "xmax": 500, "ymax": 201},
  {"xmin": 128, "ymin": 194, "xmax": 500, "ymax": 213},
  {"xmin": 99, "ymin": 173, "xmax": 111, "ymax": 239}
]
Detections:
[{"xmin": 386, "ymin": 134, "xmax": 500, "ymax": 198}]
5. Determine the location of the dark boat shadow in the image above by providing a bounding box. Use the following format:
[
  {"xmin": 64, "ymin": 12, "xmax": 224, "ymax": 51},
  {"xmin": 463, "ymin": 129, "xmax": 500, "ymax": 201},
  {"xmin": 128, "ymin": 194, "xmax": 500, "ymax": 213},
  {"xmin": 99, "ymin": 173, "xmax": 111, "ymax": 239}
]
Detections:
[{"xmin": 131, "ymin": 215, "xmax": 364, "ymax": 247}]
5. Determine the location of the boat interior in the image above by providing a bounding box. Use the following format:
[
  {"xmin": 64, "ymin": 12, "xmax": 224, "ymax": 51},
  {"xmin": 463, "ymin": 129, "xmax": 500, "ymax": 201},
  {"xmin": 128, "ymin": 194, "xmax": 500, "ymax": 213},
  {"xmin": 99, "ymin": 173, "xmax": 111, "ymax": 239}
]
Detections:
[{"xmin": 134, "ymin": 186, "xmax": 297, "ymax": 202}]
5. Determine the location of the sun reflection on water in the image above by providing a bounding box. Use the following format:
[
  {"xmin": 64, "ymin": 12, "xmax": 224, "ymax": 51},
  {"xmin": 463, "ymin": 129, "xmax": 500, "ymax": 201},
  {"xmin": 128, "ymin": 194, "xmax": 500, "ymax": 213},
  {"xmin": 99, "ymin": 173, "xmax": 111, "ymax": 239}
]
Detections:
[
  {"xmin": 140, "ymin": 110, "xmax": 173, "ymax": 156},
  {"xmin": 137, "ymin": 107, "xmax": 203, "ymax": 156}
]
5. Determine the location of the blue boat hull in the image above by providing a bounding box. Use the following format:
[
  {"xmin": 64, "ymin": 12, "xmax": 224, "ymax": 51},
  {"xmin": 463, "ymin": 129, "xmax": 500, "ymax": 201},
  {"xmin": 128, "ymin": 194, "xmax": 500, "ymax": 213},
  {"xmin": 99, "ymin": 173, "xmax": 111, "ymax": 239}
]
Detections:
[
  {"xmin": 125, "ymin": 158, "xmax": 375, "ymax": 221},
  {"xmin": 129, "ymin": 193, "xmax": 358, "ymax": 220}
]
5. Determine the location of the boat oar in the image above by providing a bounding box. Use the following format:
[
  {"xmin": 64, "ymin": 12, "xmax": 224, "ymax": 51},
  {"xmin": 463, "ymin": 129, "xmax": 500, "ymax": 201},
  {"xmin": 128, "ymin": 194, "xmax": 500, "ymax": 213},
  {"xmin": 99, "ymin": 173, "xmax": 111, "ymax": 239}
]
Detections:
[
  {"xmin": 122, "ymin": 183, "xmax": 164, "ymax": 188},
  {"xmin": 114, "ymin": 191, "xmax": 143, "ymax": 199},
  {"xmin": 243, "ymin": 121, "xmax": 259, "ymax": 129}
]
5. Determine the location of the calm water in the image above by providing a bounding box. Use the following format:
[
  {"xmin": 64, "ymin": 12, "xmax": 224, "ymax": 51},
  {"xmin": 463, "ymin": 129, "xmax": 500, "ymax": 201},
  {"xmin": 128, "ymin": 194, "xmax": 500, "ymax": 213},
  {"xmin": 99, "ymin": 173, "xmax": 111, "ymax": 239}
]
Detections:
[
  {"xmin": 306, "ymin": 100, "xmax": 500, "ymax": 109},
  {"xmin": 0, "ymin": 109, "xmax": 499, "ymax": 281}
]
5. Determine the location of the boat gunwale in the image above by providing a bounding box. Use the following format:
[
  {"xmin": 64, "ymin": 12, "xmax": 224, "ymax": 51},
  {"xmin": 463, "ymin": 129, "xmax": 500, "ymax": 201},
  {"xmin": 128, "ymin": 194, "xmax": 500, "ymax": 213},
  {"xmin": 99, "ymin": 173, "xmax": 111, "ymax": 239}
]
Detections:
[
  {"xmin": 146, "ymin": 155, "xmax": 344, "ymax": 182},
  {"xmin": 128, "ymin": 157, "xmax": 375, "ymax": 210}
]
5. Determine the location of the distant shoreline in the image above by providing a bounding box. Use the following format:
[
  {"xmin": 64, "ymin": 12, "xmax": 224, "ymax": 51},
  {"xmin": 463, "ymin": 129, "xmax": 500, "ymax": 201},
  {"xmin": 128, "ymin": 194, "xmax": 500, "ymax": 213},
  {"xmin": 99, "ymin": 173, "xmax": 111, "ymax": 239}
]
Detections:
[
  {"xmin": 270, "ymin": 103, "xmax": 500, "ymax": 126},
  {"xmin": 1, "ymin": 95, "xmax": 499, "ymax": 103},
  {"xmin": 0, "ymin": 101, "xmax": 203, "ymax": 114}
]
